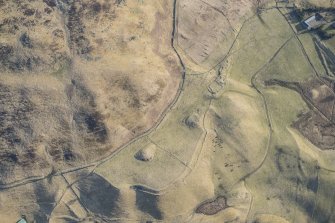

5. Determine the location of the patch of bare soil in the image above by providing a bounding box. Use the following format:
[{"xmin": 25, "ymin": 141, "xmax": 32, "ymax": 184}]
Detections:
[
  {"xmin": 265, "ymin": 78, "xmax": 335, "ymax": 150},
  {"xmin": 195, "ymin": 196, "xmax": 227, "ymax": 215},
  {"xmin": 293, "ymin": 111, "xmax": 335, "ymax": 150}
]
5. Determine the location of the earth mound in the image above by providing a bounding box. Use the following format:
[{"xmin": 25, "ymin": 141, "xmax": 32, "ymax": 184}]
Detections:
[{"xmin": 135, "ymin": 145, "xmax": 157, "ymax": 162}]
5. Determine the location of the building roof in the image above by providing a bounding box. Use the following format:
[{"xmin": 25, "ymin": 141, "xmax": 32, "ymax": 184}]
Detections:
[
  {"xmin": 16, "ymin": 218, "xmax": 27, "ymax": 223},
  {"xmin": 304, "ymin": 13, "xmax": 326, "ymax": 29}
]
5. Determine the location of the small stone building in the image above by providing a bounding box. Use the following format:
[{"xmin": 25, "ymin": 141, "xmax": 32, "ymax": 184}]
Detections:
[{"xmin": 303, "ymin": 13, "xmax": 326, "ymax": 30}]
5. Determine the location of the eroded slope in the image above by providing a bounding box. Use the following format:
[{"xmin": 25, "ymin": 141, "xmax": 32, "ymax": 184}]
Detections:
[{"xmin": 0, "ymin": 0, "xmax": 181, "ymax": 184}]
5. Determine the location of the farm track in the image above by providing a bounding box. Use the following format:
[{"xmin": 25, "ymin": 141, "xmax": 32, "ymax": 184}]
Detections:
[
  {"xmin": 0, "ymin": 3, "xmax": 290, "ymax": 194},
  {"xmin": 277, "ymin": 7, "xmax": 335, "ymax": 97},
  {"xmin": 189, "ymin": 14, "xmax": 254, "ymax": 76},
  {"xmin": 125, "ymin": 1, "xmax": 271, "ymax": 196},
  {"xmin": 241, "ymin": 6, "xmax": 330, "ymax": 218},
  {"xmin": 2, "ymin": 3, "xmax": 333, "ymax": 221},
  {"xmin": 255, "ymin": 6, "xmax": 335, "ymax": 222},
  {"xmin": 128, "ymin": 97, "xmax": 213, "ymax": 196},
  {"xmin": 0, "ymin": 0, "xmax": 245, "ymax": 193},
  {"xmin": 238, "ymin": 36, "xmax": 293, "ymax": 184},
  {"xmin": 244, "ymin": 180, "xmax": 254, "ymax": 221},
  {"xmin": 61, "ymin": 173, "xmax": 89, "ymax": 214},
  {"xmin": 0, "ymin": 1, "xmax": 190, "ymax": 220},
  {"xmin": 135, "ymin": 4, "xmax": 295, "ymax": 210}
]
